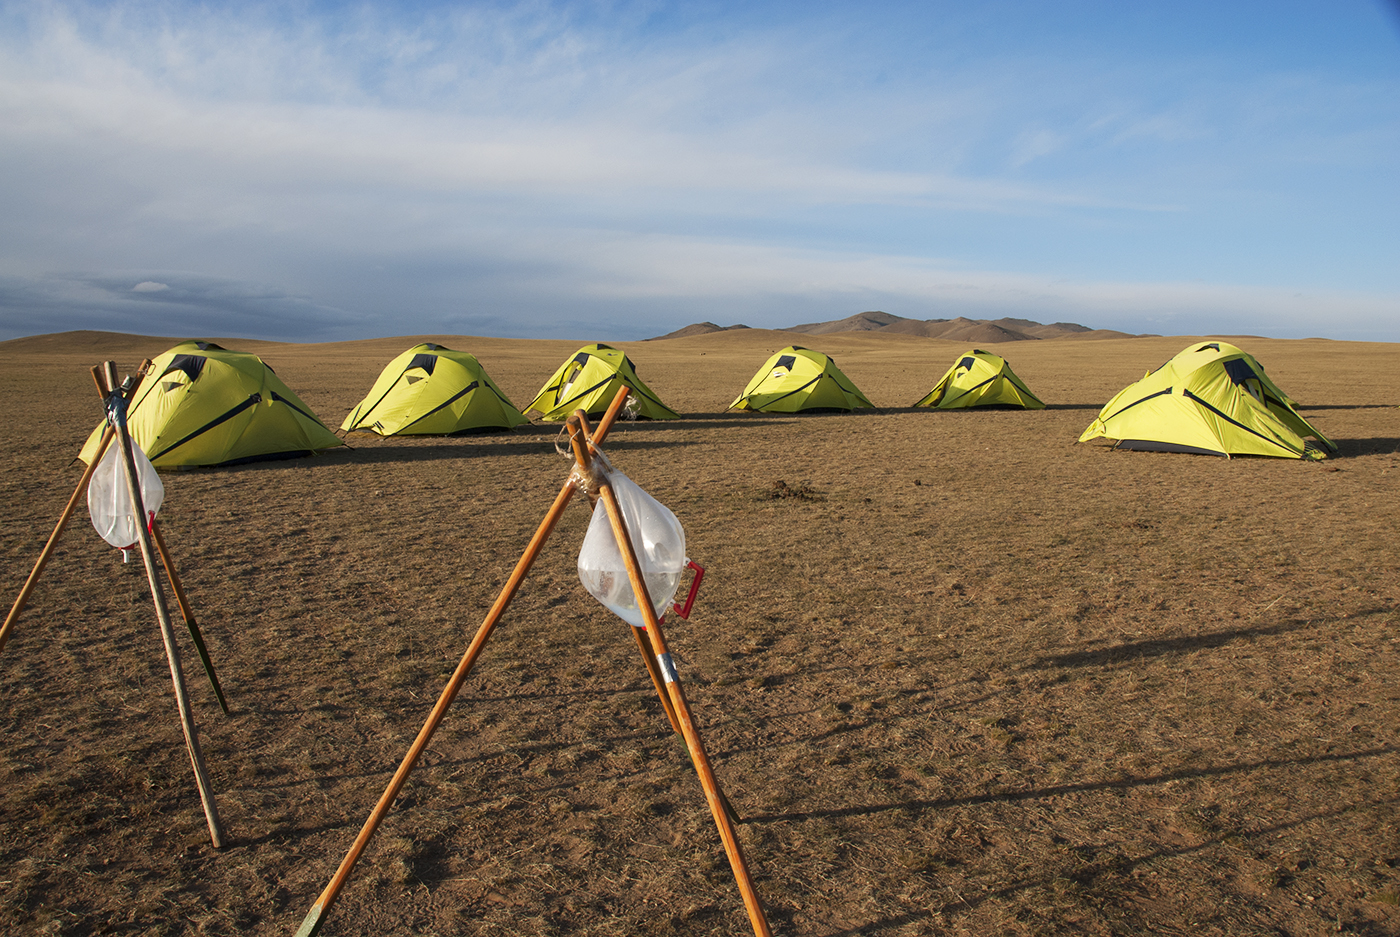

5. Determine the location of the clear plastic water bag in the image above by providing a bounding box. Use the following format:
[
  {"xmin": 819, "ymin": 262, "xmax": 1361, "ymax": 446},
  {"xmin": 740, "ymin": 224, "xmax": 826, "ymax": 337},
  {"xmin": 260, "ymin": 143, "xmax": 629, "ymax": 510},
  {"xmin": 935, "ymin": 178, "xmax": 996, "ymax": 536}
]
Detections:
[
  {"xmin": 578, "ymin": 469, "xmax": 685, "ymax": 627},
  {"xmin": 88, "ymin": 439, "xmax": 164, "ymax": 550}
]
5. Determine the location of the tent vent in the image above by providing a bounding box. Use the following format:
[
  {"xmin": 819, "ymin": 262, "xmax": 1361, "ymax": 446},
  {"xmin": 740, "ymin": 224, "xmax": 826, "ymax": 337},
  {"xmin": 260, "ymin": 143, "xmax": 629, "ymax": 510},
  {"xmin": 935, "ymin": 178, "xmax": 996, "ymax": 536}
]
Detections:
[
  {"xmin": 405, "ymin": 354, "xmax": 438, "ymax": 375},
  {"xmin": 1222, "ymin": 358, "xmax": 1258, "ymax": 386},
  {"xmin": 775, "ymin": 355, "xmax": 796, "ymax": 370},
  {"xmin": 162, "ymin": 354, "xmax": 207, "ymax": 383},
  {"xmin": 958, "ymin": 356, "xmax": 976, "ymax": 371}
]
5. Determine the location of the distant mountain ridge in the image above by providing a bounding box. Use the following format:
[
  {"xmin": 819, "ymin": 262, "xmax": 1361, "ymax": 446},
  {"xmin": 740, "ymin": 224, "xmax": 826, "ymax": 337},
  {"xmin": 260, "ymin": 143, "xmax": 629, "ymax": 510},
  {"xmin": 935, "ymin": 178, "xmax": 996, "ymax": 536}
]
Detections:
[
  {"xmin": 647, "ymin": 321, "xmax": 753, "ymax": 340},
  {"xmin": 648, "ymin": 312, "xmax": 1141, "ymax": 342}
]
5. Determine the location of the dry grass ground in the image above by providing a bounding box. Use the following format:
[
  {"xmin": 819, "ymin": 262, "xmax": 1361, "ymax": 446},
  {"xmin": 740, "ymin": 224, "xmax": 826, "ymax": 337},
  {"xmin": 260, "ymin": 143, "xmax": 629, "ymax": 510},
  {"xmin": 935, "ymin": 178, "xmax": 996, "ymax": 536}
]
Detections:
[{"xmin": 1, "ymin": 329, "xmax": 1398, "ymax": 937}]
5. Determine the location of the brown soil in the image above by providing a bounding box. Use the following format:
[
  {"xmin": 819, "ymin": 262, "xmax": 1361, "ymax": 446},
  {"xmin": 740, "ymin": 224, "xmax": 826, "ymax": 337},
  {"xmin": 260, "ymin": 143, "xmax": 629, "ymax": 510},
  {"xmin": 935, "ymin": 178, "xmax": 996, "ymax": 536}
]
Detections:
[{"xmin": 2, "ymin": 330, "xmax": 1398, "ymax": 937}]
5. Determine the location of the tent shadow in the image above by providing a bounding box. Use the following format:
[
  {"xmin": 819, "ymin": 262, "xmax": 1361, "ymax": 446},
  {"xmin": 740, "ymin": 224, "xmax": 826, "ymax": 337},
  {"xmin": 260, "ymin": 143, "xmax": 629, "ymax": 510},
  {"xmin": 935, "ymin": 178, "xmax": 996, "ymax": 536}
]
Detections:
[
  {"xmin": 1296, "ymin": 403, "xmax": 1398, "ymax": 411},
  {"xmin": 1333, "ymin": 437, "xmax": 1400, "ymax": 456},
  {"xmin": 587, "ymin": 414, "xmax": 801, "ymax": 430},
  {"xmin": 874, "ymin": 405, "xmax": 1043, "ymax": 415},
  {"xmin": 176, "ymin": 435, "xmax": 699, "ymax": 470},
  {"xmin": 350, "ymin": 438, "xmax": 699, "ymax": 464},
  {"xmin": 878, "ymin": 404, "xmax": 1096, "ymax": 414}
]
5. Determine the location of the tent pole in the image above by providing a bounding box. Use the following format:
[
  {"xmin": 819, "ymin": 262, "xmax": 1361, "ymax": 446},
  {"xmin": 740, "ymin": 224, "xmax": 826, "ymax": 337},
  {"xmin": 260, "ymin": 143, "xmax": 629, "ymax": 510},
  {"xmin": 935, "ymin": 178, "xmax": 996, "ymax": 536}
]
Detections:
[
  {"xmin": 151, "ymin": 520, "xmax": 230, "ymax": 715},
  {"xmin": 100, "ymin": 362, "xmax": 224, "ymax": 849},
  {"xmin": 292, "ymin": 389, "xmax": 634, "ymax": 937},
  {"xmin": 568, "ymin": 416, "xmax": 771, "ymax": 937}
]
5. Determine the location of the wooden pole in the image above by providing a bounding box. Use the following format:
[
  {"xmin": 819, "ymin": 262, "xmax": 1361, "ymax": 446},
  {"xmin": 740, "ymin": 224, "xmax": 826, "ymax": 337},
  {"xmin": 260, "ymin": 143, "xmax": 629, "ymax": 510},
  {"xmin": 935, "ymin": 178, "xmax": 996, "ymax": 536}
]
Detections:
[
  {"xmin": 292, "ymin": 389, "xmax": 633, "ymax": 937},
  {"xmin": 568, "ymin": 418, "xmax": 772, "ymax": 937},
  {"xmin": 564, "ymin": 416, "xmax": 686, "ymax": 736},
  {"xmin": 0, "ymin": 427, "xmax": 115, "ymax": 656},
  {"xmin": 151, "ymin": 521, "xmax": 230, "ymax": 715},
  {"xmin": 1, "ymin": 359, "xmax": 150, "ymax": 656},
  {"xmin": 623, "ymin": 572, "xmax": 741, "ymax": 827},
  {"xmin": 631, "ymin": 623, "xmax": 684, "ymax": 734},
  {"xmin": 100, "ymin": 362, "xmax": 224, "ymax": 848}
]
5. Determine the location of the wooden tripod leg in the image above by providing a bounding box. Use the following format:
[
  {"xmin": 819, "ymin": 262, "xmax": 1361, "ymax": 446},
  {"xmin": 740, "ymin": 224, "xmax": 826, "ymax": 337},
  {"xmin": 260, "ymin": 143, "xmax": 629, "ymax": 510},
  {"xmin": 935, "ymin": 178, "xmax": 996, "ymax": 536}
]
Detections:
[
  {"xmin": 101, "ymin": 362, "xmax": 224, "ymax": 848},
  {"xmin": 293, "ymin": 480, "xmax": 576, "ymax": 937},
  {"xmin": 566, "ymin": 409, "xmax": 742, "ymax": 829},
  {"xmin": 293, "ymin": 390, "xmax": 636, "ymax": 937},
  {"xmin": 631, "ymin": 622, "xmax": 743, "ymax": 825},
  {"xmin": 587, "ymin": 462, "xmax": 771, "ymax": 937},
  {"xmin": 5, "ymin": 358, "xmax": 156, "ymax": 656},
  {"xmin": 632, "ymin": 623, "xmax": 683, "ymax": 734},
  {"xmin": 568, "ymin": 410, "xmax": 683, "ymax": 738},
  {"xmin": 0, "ymin": 428, "xmax": 116, "ymax": 656},
  {"xmin": 151, "ymin": 521, "xmax": 229, "ymax": 715}
]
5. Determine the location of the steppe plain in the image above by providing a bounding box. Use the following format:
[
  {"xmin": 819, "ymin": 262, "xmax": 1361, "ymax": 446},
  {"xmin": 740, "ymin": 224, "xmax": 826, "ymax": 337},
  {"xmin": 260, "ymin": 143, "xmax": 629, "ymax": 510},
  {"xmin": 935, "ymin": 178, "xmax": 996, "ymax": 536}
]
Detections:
[{"xmin": 1, "ymin": 327, "xmax": 1398, "ymax": 936}]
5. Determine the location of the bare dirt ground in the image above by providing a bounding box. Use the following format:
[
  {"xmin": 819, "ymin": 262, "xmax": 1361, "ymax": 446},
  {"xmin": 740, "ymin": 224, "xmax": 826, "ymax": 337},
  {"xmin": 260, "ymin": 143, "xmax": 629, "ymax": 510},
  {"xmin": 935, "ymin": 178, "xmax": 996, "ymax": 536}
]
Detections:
[{"xmin": 2, "ymin": 328, "xmax": 1398, "ymax": 937}]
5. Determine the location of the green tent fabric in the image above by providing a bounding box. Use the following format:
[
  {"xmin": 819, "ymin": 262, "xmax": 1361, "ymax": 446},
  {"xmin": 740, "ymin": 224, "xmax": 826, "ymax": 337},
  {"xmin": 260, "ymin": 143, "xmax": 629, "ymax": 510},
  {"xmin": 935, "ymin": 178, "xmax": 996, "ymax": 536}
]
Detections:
[
  {"xmin": 342, "ymin": 344, "xmax": 526, "ymax": 436},
  {"xmin": 730, "ymin": 346, "xmax": 873, "ymax": 412},
  {"xmin": 913, "ymin": 349, "xmax": 1045, "ymax": 409},
  {"xmin": 1079, "ymin": 341, "xmax": 1337, "ymax": 460},
  {"xmin": 78, "ymin": 341, "xmax": 344, "ymax": 468},
  {"xmin": 521, "ymin": 343, "xmax": 679, "ymax": 421}
]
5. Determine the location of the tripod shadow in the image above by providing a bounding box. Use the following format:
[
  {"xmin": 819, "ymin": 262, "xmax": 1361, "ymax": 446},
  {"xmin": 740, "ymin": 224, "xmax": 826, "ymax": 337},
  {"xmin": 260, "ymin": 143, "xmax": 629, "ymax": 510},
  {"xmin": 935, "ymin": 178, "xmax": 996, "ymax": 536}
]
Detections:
[
  {"xmin": 1024, "ymin": 617, "xmax": 1319, "ymax": 670},
  {"xmin": 745, "ymin": 745, "xmax": 1395, "ymax": 825},
  {"xmin": 816, "ymin": 786, "xmax": 1400, "ymax": 935}
]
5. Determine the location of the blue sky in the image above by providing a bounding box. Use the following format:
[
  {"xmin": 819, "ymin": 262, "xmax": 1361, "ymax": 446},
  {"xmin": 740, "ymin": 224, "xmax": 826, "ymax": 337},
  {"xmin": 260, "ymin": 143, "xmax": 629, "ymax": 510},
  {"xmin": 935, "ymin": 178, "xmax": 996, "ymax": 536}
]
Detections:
[{"xmin": 1, "ymin": 0, "xmax": 1397, "ymax": 342}]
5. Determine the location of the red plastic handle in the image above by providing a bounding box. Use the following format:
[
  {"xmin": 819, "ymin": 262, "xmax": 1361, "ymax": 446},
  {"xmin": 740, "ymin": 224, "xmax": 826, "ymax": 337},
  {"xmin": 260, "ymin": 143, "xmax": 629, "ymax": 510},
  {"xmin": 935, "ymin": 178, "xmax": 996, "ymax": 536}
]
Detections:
[{"xmin": 670, "ymin": 560, "xmax": 705, "ymax": 620}]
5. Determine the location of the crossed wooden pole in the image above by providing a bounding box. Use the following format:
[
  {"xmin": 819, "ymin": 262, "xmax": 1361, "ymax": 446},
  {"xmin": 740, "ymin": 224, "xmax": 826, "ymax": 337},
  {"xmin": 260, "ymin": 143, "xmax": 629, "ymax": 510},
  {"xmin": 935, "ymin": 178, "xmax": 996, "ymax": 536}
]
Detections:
[
  {"xmin": 294, "ymin": 386, "xmax": 772, "ymax": 936},
  {"xmin": 0, "ymin": 360, "xmax": 228, "ymax": 847}
]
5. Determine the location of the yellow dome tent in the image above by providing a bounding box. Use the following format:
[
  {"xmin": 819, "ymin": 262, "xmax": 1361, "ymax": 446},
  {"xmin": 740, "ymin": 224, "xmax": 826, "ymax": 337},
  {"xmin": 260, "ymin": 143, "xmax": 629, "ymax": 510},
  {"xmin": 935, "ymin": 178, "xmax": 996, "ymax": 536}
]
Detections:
[
  {"xmin": 521, "ymin": 344, "xmax": 678, "ymax": 421},
  {"xmin": 730, "ymin": 346, "xmax": 873, "ymax": 413},
  {"xmin": 1079, "ymin": 341, "xmax": 1337, "ymax": 459},
  {"xmin": 342, "ymin": 344, "xmax": 526, "ymax": 435},
  {"xmin": 913, "ymin": 349, "xmax": 1045, "ymax": 409},
  {"xmin": 78, "ymin": 341, "xmax": 343, "ymax": 468}
]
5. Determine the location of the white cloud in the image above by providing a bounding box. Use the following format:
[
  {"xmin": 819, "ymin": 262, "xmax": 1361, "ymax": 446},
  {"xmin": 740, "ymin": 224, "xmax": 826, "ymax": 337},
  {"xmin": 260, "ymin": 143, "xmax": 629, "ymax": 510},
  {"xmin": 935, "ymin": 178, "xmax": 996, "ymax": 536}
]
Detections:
[{"xmin": 0, "ymin": 1, "xmax": 1395, "ymax": 344}]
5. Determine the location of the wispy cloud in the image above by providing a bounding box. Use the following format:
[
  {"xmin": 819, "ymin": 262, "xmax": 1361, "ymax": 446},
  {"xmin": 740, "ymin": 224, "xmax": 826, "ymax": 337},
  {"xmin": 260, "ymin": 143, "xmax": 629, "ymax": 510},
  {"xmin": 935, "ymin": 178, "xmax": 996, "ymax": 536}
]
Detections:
[{"xmin": 0, "ymin": 0, "xmax": 1396, "ymax": 343}]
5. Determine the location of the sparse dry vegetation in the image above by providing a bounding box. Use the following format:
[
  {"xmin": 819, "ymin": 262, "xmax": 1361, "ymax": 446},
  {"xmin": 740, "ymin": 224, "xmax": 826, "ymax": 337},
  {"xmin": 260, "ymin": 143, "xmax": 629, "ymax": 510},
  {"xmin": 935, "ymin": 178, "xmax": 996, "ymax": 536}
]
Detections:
[{"xmin": 2, "ymin": 328, "xmax": 1398, "ymax": 936}]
